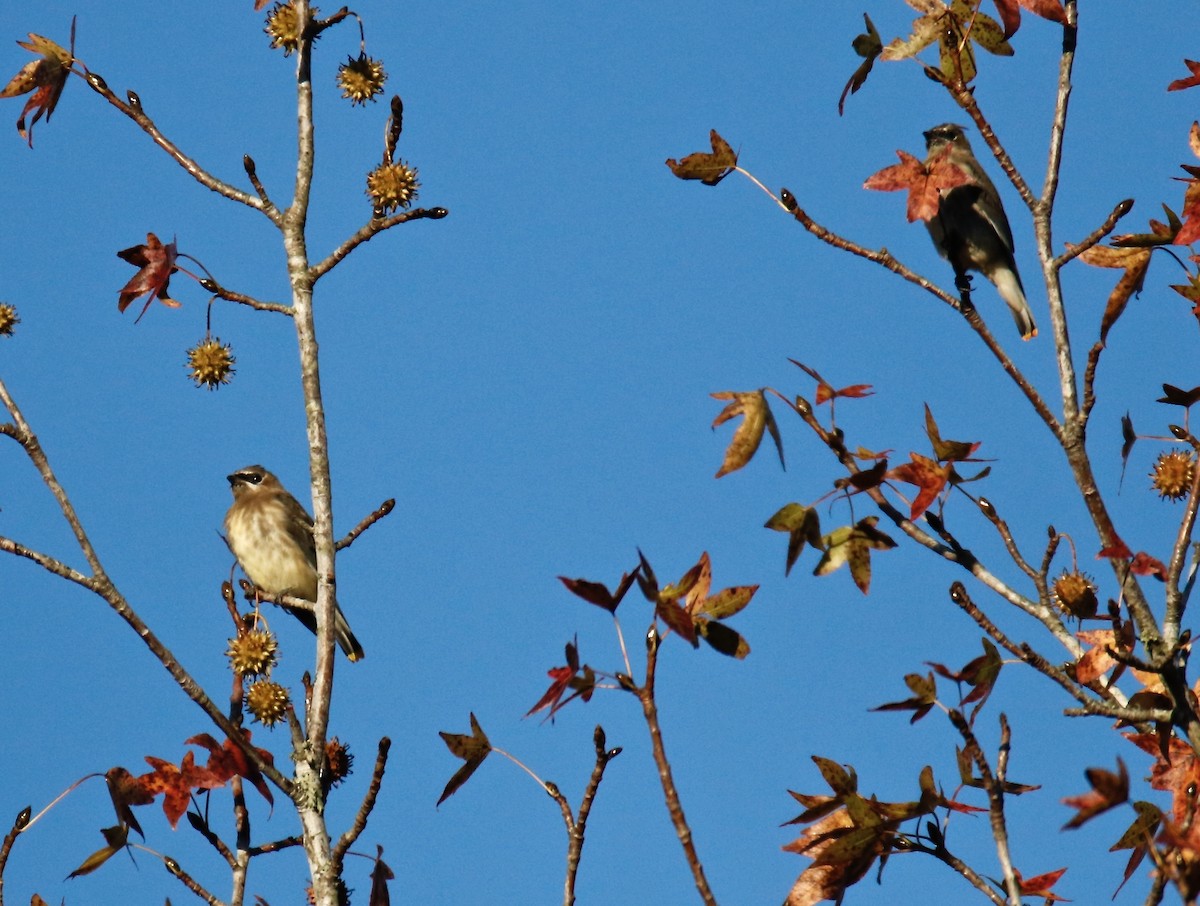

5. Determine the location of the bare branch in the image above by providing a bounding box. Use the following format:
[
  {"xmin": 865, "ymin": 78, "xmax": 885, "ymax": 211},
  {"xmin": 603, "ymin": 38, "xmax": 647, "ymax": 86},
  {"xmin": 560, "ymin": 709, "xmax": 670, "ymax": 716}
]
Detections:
[
  {"xmin": 81, "ymin": 72, "xmax": 267, "ymax": 217},
  {"xmin": 333, "ymin": 737, "xmax": 392, "ymax": 867},
  {"xmin": 337, "ymin": 499, "xmax": 395, "ymax": 551},
  {"xmin": 309, "ymin": 207, "xmax": 449, "ymax": 285}
]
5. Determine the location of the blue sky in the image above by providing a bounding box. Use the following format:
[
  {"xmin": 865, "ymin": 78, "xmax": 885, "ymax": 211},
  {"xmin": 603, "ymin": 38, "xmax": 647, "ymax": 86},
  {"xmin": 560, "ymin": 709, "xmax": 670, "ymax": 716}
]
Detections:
[{"xmin": 1, "ymin": 3, "xmax": 1198, "ymax": 904}]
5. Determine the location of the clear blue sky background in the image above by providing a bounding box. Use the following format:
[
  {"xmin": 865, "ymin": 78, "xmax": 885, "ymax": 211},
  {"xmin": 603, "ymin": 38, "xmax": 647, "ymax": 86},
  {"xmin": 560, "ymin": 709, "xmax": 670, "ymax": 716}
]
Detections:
[{"xmin": 1, "ymin": 3, "xmax": 1197, "ymax": 904}]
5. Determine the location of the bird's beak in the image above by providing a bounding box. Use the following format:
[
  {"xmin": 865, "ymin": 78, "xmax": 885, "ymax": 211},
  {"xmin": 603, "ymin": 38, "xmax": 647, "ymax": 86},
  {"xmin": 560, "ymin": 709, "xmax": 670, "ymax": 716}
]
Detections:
[
  {"xmin": 922, "ymin": 130, "xmax": 934, "ymax": 142},
  {"xmin": 226, "ymin": 472, "xmax": 240, "ymax": 487}
]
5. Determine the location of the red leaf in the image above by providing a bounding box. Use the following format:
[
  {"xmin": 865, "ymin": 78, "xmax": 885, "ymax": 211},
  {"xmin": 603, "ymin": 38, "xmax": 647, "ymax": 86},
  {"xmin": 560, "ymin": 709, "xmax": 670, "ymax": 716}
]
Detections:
[
  {"xmin": 1129, "ymin": 551, "xmax": 1167, "ymax": 580},
  {"xmin": 1169, "ymin": 60, "xmax": 1200, "ymax": 92},
  {"xmin": 1097, "ymin": 538, "xmax": 1133, "ymax": 561},
  {"xmin": 116, "ymin": 233, "xmax": 182, "ymax": 321},
  {"xmin": 1062, "ymin": 758, "xmax": 1129, "ymax": 829}
]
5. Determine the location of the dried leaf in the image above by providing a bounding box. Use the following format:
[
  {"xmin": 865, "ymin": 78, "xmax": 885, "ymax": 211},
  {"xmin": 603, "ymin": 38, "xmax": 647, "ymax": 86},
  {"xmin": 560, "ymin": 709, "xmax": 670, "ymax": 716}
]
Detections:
[
  {"xmin": 711, "ymin": 389, "xmax": 784, "ymax": 477},
  {"xmin": 437, "ymin": 713, "xmax": 491, "ymax": 805},
  {"xmin": 369, "ymin": 846, "xmax": 394, "ymax": 906},
  {"xmin": 838, "ymin": 14, "xmax": 882, "ymax": 115},
  {"xmin": 67, "ymin": 825, "xmax": 128, "ymax": 879},
  {"xmin": 1062, "ymin": 758, "xmax": 1128, "ymax": 829},
  {"xmin": 557, "ymin": 568, "xmax": 638, "ymax": 614},
  {"xmin": 887, "ymin": 453, "xmax": 949, "ymax": 520},
  {"xmin": 116, "ymin": 233, "xmax": 182, "ymax": 322},
  {"xmin": 765, "ymin": 502, "xmax": 823, "ymax": 576},
  {"xmin": 0, "ymin": 25, "xmax": 73, "ymax": 146},
  {"xmin": 1169, "ymin": 60, "xmax": 1200, "ymax": 92},
  {"xmin": 871, "ymin": 672, "xmax": 937, "ymax": 723},
  {"xmin": 1077, "ymin": 243, "xmax": 1152, "ymax": 345},
  {"xmin": 813, "ymin": 516, "xmax": 897, "ymax": 594},
  {"xmin": 665, "ymin": 129, "xmax": 737, "ymax": 186}
]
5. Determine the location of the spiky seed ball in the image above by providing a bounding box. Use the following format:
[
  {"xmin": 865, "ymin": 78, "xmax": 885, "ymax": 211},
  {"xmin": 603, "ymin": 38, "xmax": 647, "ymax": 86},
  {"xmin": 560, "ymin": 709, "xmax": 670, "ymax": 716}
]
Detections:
[
  {"xmin": 1151, "ymin": 449, "xmax": 1196, "ymax": 501},
  {"xmin": 186, "ymin": 336, "xmax": 236, "ymax": 390},
  {"xmin": 265, "ymin": 1, "xmax": 317, "ymax": 56},
  {"xmin": 1052, "ymin": 570, "xmax": 1098, "ymax": 620},
  {"xmin": 0, "ymin": 303, "xmax": 18, "ymax": 337},
  {"xmin": 338, "ymin": 53, "xmax": 387, "ymax": 105},
  {"xmin": 227, "ymin": 629, "xmax": 278, "ymax": 677},
  {"xmin": 324, "ymin": 737, "xmax": 354, "ymax": 787},
  {"xmin": 366, "ymin": 160, "xmax": 419, "ymax": 214},
  {"xmin": 246, "ymin": 679, "xmax": 290, "ymax": 727}
]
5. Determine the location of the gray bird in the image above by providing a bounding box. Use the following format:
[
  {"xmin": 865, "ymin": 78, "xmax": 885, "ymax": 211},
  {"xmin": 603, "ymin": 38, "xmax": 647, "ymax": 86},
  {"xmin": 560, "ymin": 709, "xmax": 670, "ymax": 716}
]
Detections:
[
  {"xmin": 224, "ymin": 465, "xmax": 365, "ymax": 662},
  {"xmin": 923, "ymin": 123, "xmax": 1036, "ymax": 340}
]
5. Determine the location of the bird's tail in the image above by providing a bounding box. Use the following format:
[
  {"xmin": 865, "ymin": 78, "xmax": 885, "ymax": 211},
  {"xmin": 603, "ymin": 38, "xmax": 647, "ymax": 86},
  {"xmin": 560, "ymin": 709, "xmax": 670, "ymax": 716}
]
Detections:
[
  {"xmin": 335, "ymin": 607, "xmax": 366, "ymax": 662},
  {"xmin": 992, "ymin": 266, "xmax": 1037, "ymax": 340}
]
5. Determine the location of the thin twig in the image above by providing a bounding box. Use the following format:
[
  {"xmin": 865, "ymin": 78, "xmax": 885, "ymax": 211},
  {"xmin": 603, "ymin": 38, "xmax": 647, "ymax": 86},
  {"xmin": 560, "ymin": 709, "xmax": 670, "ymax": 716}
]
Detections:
[
  {"xmin": 333, "ymin": 737, "xmax": 392, "ymax": 867},
  {"xmin": 336, "ymin": 499, "xmax": 395, "ymax": 551},
  {"xmin": 309, "ymin": 207, "xmax": 449, "ymax": 284},
  {"xmin": 159, "ymin": 851, "xmax": 228, "ymax": 906},
  {"xmin": 637, "ymin": 628, "xmax": 717, "ymax": 906},
  {"xmin": 563, "ymin": 726, "xmax": 620, "ymax": 906},
  {"xmin": 81, "ymin": 72, "xmax": 268, "ymax": 219},
  {"xmin": 947, "ymin": 711, "xmax": 1021, "ymax": 905}
]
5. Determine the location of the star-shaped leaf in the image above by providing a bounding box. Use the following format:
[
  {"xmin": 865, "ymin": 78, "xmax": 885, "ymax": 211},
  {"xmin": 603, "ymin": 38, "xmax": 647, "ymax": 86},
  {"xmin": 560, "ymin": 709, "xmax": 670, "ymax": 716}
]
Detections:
[
  {"xmin": 116, "ymin": 233, "xmax": 182, "ymax": 321},
  {"xmin": 437, "ymin": 713, "xmax": 492, "ymax": 806},
  {"xmin": 0, "ymin": 22, "xmax": 74, "ymax": 146},
  {"xmin": 813, "ymin": 516, "xmax": 897, "ymax": 594},
  {"xmin": 765, "ymin": 502, "xmax": 823, "ymax": 576},
  {"xmin": 882, "ymin": 0, "xmax": 1013, "ymax": 84},
  {"xmin": 864, "ymin": 145, "xmax": 970, "ymax": 223},
  {"xmin": 1062, "ymin": 758, "xmax": 1129, "ymax": 829},
  {"xmin": 838, "ymin": 14, "xmax": 882, "ymax": 115},
  {"xmin": 871, "ymin": 672, "xmax": 937, "ymax": 723},
  {"xmin": 887, "ymin": 453, "xmax": 949, "ymax": 521}
]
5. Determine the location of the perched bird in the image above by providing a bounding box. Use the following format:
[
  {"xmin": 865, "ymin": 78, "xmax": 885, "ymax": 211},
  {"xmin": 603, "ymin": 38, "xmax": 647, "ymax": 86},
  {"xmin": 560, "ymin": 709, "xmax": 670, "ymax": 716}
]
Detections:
[
  {"xmin": 923, "ymin": 123, "xmax": 1037, "ymax": 340},
  {"xmin": 224, "ymin": 465, "xmax": 365, "ymax": 662}
]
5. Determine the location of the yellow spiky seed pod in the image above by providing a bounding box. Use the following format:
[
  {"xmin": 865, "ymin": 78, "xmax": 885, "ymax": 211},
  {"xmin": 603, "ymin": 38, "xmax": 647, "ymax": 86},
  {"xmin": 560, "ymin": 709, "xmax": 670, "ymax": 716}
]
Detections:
[
  {"xmin": 1052, "ymin": 570, "xmax": 1098, "ymax": 620},
  {"xmin": 366, "ymin": 160, "xmax": 419, "ymax": 214},
  {"xmin": 246, "ymin": 679, "xmax": 290, "ymax": 727},
  {"xmin": 1151, "ymin": 449, "xmax": 1195, "ymax": 501},
  {"xmin": 186, "ymin": 336, "xmax": 236, "ymax": 390},
  {"xmin": 338, "ymin": 53, "xmax": 387, "ymax": 105},
  {"xmin": 0, "ymin": 303, "xmax": 18, "ymax": 337},
  {"xmin": 264, "ymin": 1, "xmax": 316, "ymax": 56},
  {"xmin": 226, "ymin": 629, "xmax": 278, "ymax": 677}
]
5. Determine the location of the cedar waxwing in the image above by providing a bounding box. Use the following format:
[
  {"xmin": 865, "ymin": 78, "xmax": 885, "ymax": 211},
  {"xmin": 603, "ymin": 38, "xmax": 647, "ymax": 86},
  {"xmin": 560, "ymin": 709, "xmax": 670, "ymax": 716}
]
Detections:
[
  {"xmin": 924, "ymin": 123, "xmax": 1037, "ymax": 340},
  {"xmin": 225, "ymin": 465, "xmax": 364, "ymax": 661}
]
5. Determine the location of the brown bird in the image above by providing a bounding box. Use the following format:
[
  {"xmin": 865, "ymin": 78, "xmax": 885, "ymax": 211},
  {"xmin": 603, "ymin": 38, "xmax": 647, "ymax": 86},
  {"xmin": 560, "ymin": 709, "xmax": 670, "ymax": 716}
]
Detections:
[
  {"xmin": 923, "ymin": 123, "xmax": 1037, "ymax": 341},
  {"xmin": 224, "ymin": 465, "xmax": 365, "ymax": 662}
]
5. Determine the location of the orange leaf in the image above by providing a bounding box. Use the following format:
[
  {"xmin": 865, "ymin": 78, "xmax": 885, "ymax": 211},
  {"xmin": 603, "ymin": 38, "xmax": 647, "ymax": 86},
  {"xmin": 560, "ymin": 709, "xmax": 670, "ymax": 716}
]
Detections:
[
  {"xmin": 864, "ymin": 146, "xmax": 970, "ymax": 223},
  {"xmin": 887, "ymin": 453, "xmax": 948, "ymax": 520}
]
